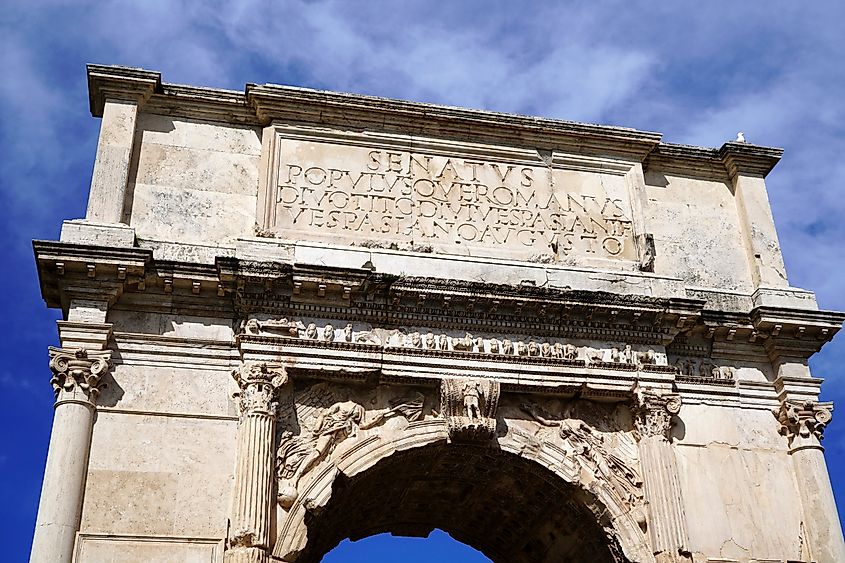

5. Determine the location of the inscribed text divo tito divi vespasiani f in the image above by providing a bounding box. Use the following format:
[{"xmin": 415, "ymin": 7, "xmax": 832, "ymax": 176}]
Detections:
[{"xmin": 270, "ymin": 141, "xmax": 637, "ymax": 261}]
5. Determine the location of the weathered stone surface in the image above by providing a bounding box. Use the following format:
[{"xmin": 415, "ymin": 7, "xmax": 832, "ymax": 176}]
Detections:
[{"xmin": 28, "ymin": 65, "xmax": 845, "ymax": 563}]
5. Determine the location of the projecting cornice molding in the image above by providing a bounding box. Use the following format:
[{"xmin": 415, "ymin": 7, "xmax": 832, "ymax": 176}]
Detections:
[
  {"xmin": 84, "ymin": 64, "xmax": 786, "ymax": 177},
  {"xmin": 86, "ymin": 64, "xmax": 161, "ymax": 117},
  {"xmin": 34, "ymin": 239, "xmax": 844, "ymax": 367}
]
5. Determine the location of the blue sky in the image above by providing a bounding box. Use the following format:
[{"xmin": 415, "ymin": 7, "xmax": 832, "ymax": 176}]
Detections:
[{"xmin": 2, "ymin": 1, "xmax": 845, "ymax": 561}]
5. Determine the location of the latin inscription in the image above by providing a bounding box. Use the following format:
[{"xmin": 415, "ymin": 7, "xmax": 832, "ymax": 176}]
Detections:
[{"xmin": 269, "ymin": 137, "xmax": 637, "ymax": 261}]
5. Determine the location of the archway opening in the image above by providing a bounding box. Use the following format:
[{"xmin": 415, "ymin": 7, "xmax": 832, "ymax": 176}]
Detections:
[
  {"xmin": 293, "ymin": 443, "xmax": 623, "ymax": 563},
  {"xmin": 323, "ymin": 529, "xmax": 490, "ymax": 562}
]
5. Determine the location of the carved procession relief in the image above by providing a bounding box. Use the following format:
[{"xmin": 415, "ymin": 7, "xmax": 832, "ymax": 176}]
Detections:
[
  {"xmin": 240, "ymin": 316, "xmax": 670, "ymax": 369},
  {"xmin": 671, "ymin": 355, "xmax": 736, "ymax": 381}
]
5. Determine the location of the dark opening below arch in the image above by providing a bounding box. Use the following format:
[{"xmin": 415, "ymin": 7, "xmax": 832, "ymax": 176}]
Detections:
[
  {"xmin": 295, "ymin": 443, "xmax": 624, "ymax": 563},
  {"xmin": 323, "ymin": 529, "xmax": 490, "ymax": 562}
]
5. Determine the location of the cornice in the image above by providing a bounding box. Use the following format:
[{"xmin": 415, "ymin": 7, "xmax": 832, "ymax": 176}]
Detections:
[
  {"xmin": 33, "ymin": 240, "xmax": 152, "ymax": 310},
  {"xmin": 86, "ymin": 64, "xmax": 161, "ymax": 117},
  {"xmin": 645, "ymin": 141, "xmax": 783, "ymax": 180},
  {"xmin": 34, "ymin": 241, "xmax": 841, "ymax": 360},
  {"xmin": 245, "ymin": 82, "xmax": 661, "ymax": 159},
  {"xmin": 84, "ymin": 64, "xmax": 787, "ymax": 175},
  {"xmin": 719, "ymin": 141, "xmax": 783, "ymax": 179}
]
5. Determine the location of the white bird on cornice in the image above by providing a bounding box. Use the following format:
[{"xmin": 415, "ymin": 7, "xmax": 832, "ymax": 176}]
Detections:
[{"xmin": 735, "ymin": 131, "xmax": 747, "ymax": 143}]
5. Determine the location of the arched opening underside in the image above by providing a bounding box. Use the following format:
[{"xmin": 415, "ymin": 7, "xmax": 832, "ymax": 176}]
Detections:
[{"xmin": 294, "ymin": 443, "xmax": 626, "ymax": 563}]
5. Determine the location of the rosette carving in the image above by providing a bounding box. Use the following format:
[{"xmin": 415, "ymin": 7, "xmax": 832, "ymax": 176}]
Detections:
[
  {"xmin": 632, "ymin": 388, "xmax": 681, "ymax": 440},
  {"xmin": 48, "ymin": 346, "xmax": 111, "ymax": 404},
  {"xmin": 775, "ymin": 400, "xmax": 833, "ymax": 448}
]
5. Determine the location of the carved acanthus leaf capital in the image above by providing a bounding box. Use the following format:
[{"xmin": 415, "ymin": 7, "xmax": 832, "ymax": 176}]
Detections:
[
  {"xmin": 232, "ymin": 362, "xmax": 288, "ymax": 417},
  {"xmin": 632, "ymin": 387, "xmax": 681, "ymax": 441},
  {"xmin": 48, "ymin": 346, "xmax": 111, "ymax": 404},
  {"xmin": 775, "ymin": 400, "xmax": 832, "ymax": 449}
]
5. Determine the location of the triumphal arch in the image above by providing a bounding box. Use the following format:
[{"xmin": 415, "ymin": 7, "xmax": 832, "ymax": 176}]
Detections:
[{"xmin": 30, "ymin": 65, "xmax": 845, "ymax": 563}]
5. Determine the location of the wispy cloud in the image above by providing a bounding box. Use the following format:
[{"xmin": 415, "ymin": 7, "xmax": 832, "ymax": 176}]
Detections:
[{"xmin": 3, "ymin": 1, "xmax": 845, "ymax": 557}]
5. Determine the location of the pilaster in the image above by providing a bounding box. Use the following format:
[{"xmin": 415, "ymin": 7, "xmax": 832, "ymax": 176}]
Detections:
[
  {"xmin": 720, "ymin": 142, "xmax": 787, "ymax": 289},
  {"xmin": 85, "ymin": 65, "xmax": 159, "ymax": 224}
]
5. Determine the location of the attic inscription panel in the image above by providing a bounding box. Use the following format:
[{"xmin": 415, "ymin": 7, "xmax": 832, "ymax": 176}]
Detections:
[{"xmin": 261, "ymin": 127, "xmax": 640, "ymax": 263}]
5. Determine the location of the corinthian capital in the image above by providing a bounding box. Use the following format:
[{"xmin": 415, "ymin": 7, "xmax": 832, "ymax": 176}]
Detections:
[
  {"xmin": 48, "ymin": 346, "xmax": 111, "ymax": 405},
  {"xmin": 632, "ymin": 387, "xmax": 682, "ymax": 440},
  {"xmin": 775, "ymin": 400, "xmax": 833, "ymax": 450},
  {"xmin": 232, "ymin": 362, "xmax": 288, "ymax": 417}
]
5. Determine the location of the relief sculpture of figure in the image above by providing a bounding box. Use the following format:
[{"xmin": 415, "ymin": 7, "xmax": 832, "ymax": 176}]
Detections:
[
  {"xmin": 520, "ymin": 401, "xmax": 642, "ymax": 504},
  {"xmin": 463, "ymin": 380, "xmax": 481, "ymax": 420},
  {"xmin": 242, "ymin": 318, "xmax": 261, "ymax": 335},
  {"xmin": 502, "ymin": 339, "xmax": 513, "ymax": 355},
  {"xmin": 408, "ymin": 332, "xmax": 423, "ymax": 348},
  {"xmin": 587, "ymin": 348, "xmax": 605, "ymax": 364},
  {"xmin": 424, "ymin": 332, "xmax": 436, "ymax": 350},
  {"xmin": 287, "ymin": 400, "xmax": 364, "ymax": 488},
  {"xmin": 359, "ymin": 392, "xmax": 425, "ymax": 429},
  {"xmin": 637, "ymin": 349, "xmax": 656, "ymax": 366},
  {"xmin": 321, "ymin": 323, "xmax": 334, "ymax": 342},
  {"xmin": 302, "ymin": 323, "xmax": 318, "ymax": 339},
  {"xmin": 438, "ymin": 334, "xmax": 449, "ymax": 350},
  {"xmin": 452, "ymin": 333, "xmax": 474, "ymax": 352},
  {"xmin": 343, "ymin": 323, "xmax": 353, "ymax": 342},
  {"xmin": 276, "ymin": 386, "xmax": 426, "ymax": 509}
]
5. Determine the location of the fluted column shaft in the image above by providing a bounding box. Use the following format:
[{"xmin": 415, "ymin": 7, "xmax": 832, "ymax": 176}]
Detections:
[
  {"xmin": 226, "ymin": 363, "xmax": 287, "ymax": 563},
  {"xmin": 30, "ymin": 347, "xmax": 110, "ymax": 563},
  {"xmin": 633, "ymin": 388, "xmax": 689, "ymax": 562}
]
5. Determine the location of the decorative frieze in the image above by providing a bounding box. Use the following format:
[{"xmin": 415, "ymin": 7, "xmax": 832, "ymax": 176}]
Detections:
[
  {"xmin": 775, "ymin": 400, "xmax": 833, "ymax": 449},
  {"xmin": 240, "ymin": 316, "xmax": 671, "ymax": 371},
  {"xmin": 440, "ymin": 377, "xmax": 500, "ymax": 442},
  {"xmin": 673, "ymin": 356, "xmax": 735, "ymax": 382},
  {"xmin": 48, "ymin": 346, "xmax": 111, "ymax": 405}
]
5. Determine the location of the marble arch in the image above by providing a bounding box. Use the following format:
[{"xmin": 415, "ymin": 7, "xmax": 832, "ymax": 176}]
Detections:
[
  {"xmin": 273, "ymin": 418, "xmax": 652, "ymax": 562},
  {"xmin": 29, "ymin": 65, "xmax": 845, "ymax": 563}
]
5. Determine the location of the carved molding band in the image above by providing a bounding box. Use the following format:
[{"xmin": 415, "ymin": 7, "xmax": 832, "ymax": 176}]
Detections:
[
  {"xmin": 775, "ymin": 400, "xmax": 833, "ymax": 450},
  {"xmin": 48, "ymin": 346, "xmax": 111, "ymax": 405},
  {"xmin": 632, "ymin": 388, "xmax": 682, "ymax": 441},
  {"xmin": 440, "ymin": 378, "xmax": 500, "ymax": 442}
]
